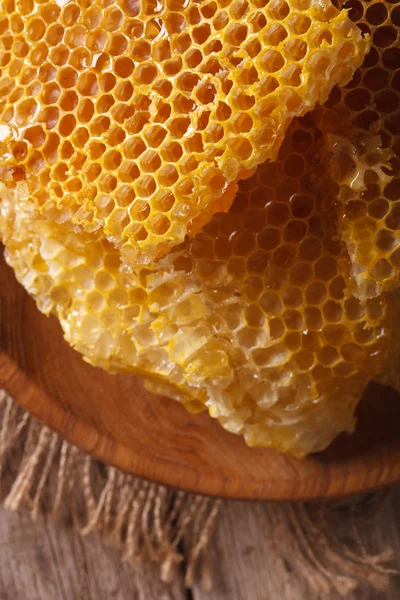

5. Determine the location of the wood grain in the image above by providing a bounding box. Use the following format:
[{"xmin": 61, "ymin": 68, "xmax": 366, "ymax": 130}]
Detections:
[
  {"xmin": 1, "ymin": 497, "xmax": 400, "ymax": 600},
  {"xmin": 2, "ymin": 251, "xmax": 400, "ymax": 501},
  {"xmin": 0, "ymin": 508, "xmax": 187, "ymax": 600},
  {"xmin": 192, "ymin": 491, "xmax": 400, "ymax": 600}
]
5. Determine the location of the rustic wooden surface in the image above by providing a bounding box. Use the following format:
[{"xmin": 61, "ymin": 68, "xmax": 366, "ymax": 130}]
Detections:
[
  {"xmin": 1, "ymin": 491, "xmax": 400, "ymax": 600},
  {"xmin": 3, "ymin": 253, "xmax": 400, "ymax": 502}
]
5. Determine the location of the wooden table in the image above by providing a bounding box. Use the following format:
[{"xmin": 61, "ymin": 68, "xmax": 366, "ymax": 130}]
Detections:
[{"xmin": 1, "ymin": 489, "xmax": 400, "ymax": 600}]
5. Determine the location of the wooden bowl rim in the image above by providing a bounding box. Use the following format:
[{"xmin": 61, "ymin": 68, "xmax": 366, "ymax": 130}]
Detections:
[
  {"xmin": 3, "ymin": 251, "xmax": 400, "ymax": 502},
  {"xmin": 3, "ymin": 351, "xmax": 400, "ymax": 501}
]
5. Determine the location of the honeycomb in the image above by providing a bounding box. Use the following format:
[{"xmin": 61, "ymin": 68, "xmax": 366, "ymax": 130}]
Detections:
[
  {"xmin": 0, "ymin": 0, "xmax": 369, "ymax": 266},
  {"xmin": 1, "ymin": 120, "xmax": 398, "ymax": 458},
  {"xmin": 316, "ymin": 0, "xmax": 400, "ymax": 299}
]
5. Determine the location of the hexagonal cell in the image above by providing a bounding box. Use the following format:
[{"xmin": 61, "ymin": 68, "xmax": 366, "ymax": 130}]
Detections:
[{"xmin": 0, "ymin": 0, "xmax": 373, "ymax": 276}]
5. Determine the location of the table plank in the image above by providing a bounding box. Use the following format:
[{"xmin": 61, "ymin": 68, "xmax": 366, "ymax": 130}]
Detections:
[
  {"xmin": 1, "ymin": 491, "xmax": 400, "ymax": 600},
  {"xmin": 0, "ymin": 509, "xmax": 187, "ymax": 600},
  {"xmin": 192, "ymin": 491, "xmax": 400, "ymax": 600}
]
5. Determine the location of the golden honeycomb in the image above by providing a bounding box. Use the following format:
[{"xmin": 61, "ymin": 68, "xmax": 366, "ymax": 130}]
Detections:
[
  {"xmin": 0, "ymin": 0, "xmax": 368, "ymax": 266},
  {"xmin": 316, "ymin": 0, "xmax": 400, "ymax": 299},
  {"xmin": 1, "ymin": 120, "xmax": 398, "ymax": 457}
]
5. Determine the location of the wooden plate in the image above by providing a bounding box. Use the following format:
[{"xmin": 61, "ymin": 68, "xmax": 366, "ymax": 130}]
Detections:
[{"xmin": 1, "ymin": 251, "xmax": 400, "ymax": 500}]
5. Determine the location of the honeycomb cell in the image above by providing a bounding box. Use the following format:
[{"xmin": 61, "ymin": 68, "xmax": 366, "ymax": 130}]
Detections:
[
  {"xmin": 0, "ymin": 0, "xmax": 368, "ymax": 266},
  {"xmin": 1, "ymin": 119, "xmax": 398, "ymax": 458},
  {"xmin": 314, "ymin": 0, "xmax": 400, "ymax": 299}
]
